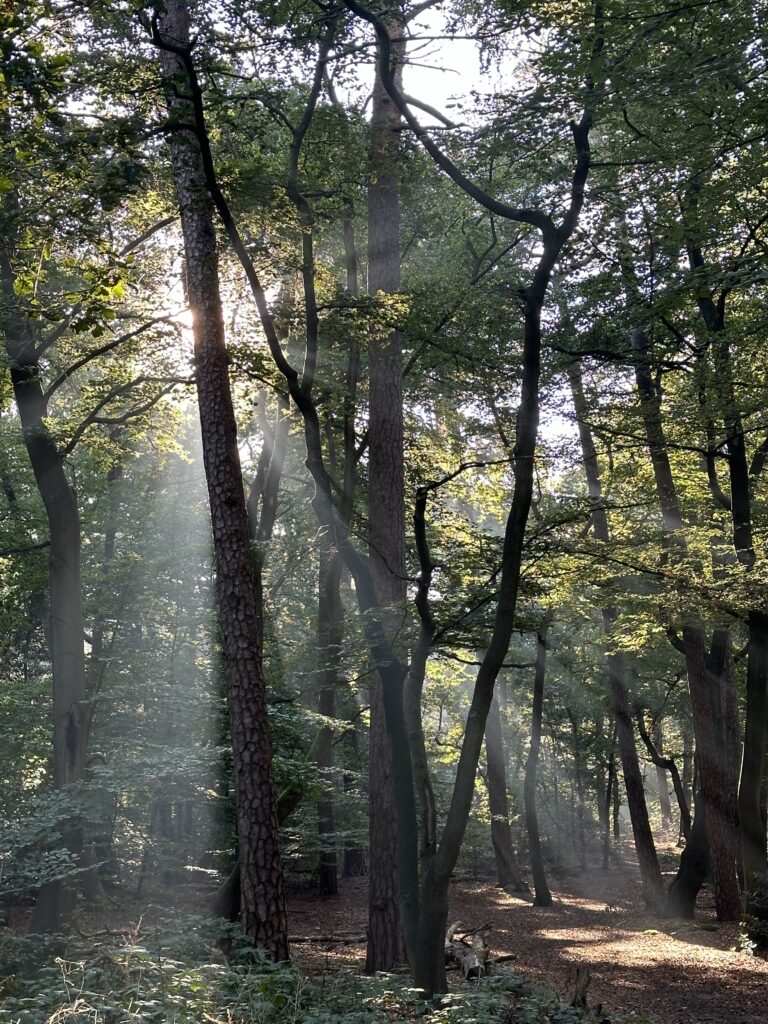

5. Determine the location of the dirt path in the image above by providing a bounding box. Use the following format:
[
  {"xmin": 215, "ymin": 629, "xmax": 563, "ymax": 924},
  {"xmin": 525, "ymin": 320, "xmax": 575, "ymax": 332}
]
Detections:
[{"xmin": 288, "ymin": 870, "xmax": 768, "ymax": 1024}]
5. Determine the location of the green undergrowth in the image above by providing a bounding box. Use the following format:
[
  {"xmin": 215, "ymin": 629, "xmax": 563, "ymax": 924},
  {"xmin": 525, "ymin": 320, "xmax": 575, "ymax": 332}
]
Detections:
[
  {"xmin": 740, "ymin": 877, "xmax": 768, "ymax": 954},
  {"xmin": 0, "ymin": 915, "xmax": 654, "ymax": 1024}
]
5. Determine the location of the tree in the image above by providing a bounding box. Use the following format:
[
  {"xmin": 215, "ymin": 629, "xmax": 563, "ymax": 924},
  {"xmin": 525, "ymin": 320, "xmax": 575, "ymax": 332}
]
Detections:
[
  {"xmin": 151, "ymin": 0, "xmax": 288, "ymax": 959},
  {"xmin": 568, "ymin": 357, "xmax": 664, "ymax": 907}
]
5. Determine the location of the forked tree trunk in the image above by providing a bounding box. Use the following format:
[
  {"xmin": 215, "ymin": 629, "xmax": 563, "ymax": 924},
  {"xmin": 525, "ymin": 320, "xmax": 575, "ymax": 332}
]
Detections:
[
  {"xmin": 156, "ymin": 0, "xmax": 288, "ymax": 959},
  {"xmin": 524, "ymin": 625, "xmax": 552, "ymax": 907},
  {"xmin": 631, "ymin": 327, "xmax": 741, "ymax": 920},
  {"xmin": 158, "ymin": 1, "xmax": 595, "ymax": 991},
  {"xmin": 685, "ymin": 221, "xmax": 768, "ymax": 912}
]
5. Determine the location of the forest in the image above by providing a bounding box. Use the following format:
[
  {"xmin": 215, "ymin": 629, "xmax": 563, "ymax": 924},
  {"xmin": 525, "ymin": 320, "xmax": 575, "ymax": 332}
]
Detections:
[{"xmin": 1, "ymin": 0, "xmax": 767, "ymax": 1022}]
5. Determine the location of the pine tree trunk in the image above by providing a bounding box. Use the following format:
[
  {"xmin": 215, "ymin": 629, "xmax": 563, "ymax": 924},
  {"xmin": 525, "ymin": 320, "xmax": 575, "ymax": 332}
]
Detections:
[{"xmin": 156, "ymin": 0, "xmax": 287, "ymax": 959}]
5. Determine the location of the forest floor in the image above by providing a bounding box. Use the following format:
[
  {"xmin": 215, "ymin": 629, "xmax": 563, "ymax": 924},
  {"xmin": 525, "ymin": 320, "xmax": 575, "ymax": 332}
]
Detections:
[{"xmin": 288, "ymin": 863, "xmax": 768, "ymax": 1024}]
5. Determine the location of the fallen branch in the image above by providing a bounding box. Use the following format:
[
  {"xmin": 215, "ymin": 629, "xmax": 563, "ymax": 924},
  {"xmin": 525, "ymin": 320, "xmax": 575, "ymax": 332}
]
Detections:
[{"xmin": 445, "ymin": 921, "xmax": 491, "ymax": 978}]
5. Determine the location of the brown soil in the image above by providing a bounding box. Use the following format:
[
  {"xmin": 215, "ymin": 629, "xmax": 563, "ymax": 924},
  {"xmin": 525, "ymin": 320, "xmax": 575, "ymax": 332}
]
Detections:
[{"xmin": 288, "ymin": 869, "xmax": 768, "ymax": 1024}]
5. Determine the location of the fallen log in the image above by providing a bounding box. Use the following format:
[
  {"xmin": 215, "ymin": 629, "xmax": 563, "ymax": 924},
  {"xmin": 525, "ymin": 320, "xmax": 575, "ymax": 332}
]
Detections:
[{"xmin": 445, "ymin": 921, "xmax": 491, "ymax": 979}]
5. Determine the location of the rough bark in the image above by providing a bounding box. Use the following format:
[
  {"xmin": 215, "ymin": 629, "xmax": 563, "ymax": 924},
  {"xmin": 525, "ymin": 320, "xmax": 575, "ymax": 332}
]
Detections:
[
  {"xmin": 155, "ymin": 0, "xmax": 287, "ymax": 960},
  {"xmin": 567, "ymin": 358, "xmax": 664, "ymax": 906},
  {"xmin": 524, "ymin": 625, "xmax": 553, "ymax": 907}
]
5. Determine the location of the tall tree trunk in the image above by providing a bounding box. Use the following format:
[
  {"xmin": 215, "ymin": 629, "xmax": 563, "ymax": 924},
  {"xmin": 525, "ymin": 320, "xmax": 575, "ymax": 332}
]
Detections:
[
  {"xmin": 631, "ymin": 327, "xmax": 741, "ymax": 920},
  {"xmin": 524, "ymin": 625, "xmax": 552, "ymax": 906},
  {"xmin": 567, "ymin": 359, "xmax": 664, "ymax": 906},
  {"xmin": 684, "ymin": 217, "xmax": 768, "ymax": 912},
  {"xmin": 161, "ymin": 2, "xmax": 595, "ymax": 992},
  {"xmin": 485, "ymin": 695, "xmax": 529, "ymax": 892},
  {"xmin": 316, "ymin": 541, "xmax": 342, "ymax": 897},
  {"xmin": 603, "ymin": 733, "xmax": 616, "ymax": 869},
  {"xmin": 741, "ymin": 610, "xmax": 768, "ymax": 910},
  {"xmin": 314, "ymin": 218, "xmax": 361, "ymax": 899},
  {"xmin": 155, "ymin": 0, "xmax": 287, "ymax": 959},
  {"xmin": 568, "ymin": 710, "xmax": 588, "ymax": 870},
  {"xmin": 365, "ymin": 19, "xmax": 407, "ymax": 971},
  {"xmin": 1, "ymin": 207, "xmax": 87, "ymax": 934}
]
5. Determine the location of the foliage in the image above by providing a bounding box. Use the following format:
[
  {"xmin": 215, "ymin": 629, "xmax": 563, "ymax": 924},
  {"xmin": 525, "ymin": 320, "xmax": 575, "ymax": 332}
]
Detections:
[
  {"xmin": 740, "ymin": 877, "xmax": 768, "ymax": 955},
  {"xmin": 0, "ymin": 920, "xmax": 648, "ymax": 1024}
]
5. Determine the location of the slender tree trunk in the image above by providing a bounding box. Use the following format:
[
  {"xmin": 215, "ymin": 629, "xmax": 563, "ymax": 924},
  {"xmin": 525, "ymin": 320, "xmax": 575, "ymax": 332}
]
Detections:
[
  {"xmin": 485, "ymin": 695, "xmax": 529, "ymax": 892},
  {"xmin": 365, "ymin": 20, "xmax": 408, "ymax": 971},
  {"xmin": 652, "ymin": 721, "xmax": 674, "ymax": 828},
  {"xmin": 567, "ymin": 359, "xmax": 664, "ymax": 906},
  {"xmin": 524, "ymin": 625, "xmax": 552, "ymax": 906},
  {"xmin": 613, "ymin": 764, "xmax": 622, "ymax": 844},
  {"xmin": 568, "ymin": 710, "xmax": 588, "ymax": 870},
  {"xmin": 636, "ymin": 713, "xmax": 691, "ymax": 840},
  {"xmin": 682, "ymin": 717, "xmax": 694, "ymax": 813},
  {"xmin": 603, "ymin": 734, "xmax": 616, "ymax": 869},
  {"xmin": 316, "ymin": 541, "xmax": 342, "ymax": 897},
  {"xmin": 82, "ymin": 456, "xmax": 123, "ymax": 903},
  {"xmin": 163, "ymin": 4, "xmax": 594, "ymax": 991},
  {"xmin": 631, "ymin": 327, "xmax": 741, "ymax": 920},
  {"xmin": 156, "ymin": 0, "xmax": 287, "ymax": 959},
  {"xmin": 1, "ymin": 209, "xmax": 87, "ymax": 934}
]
